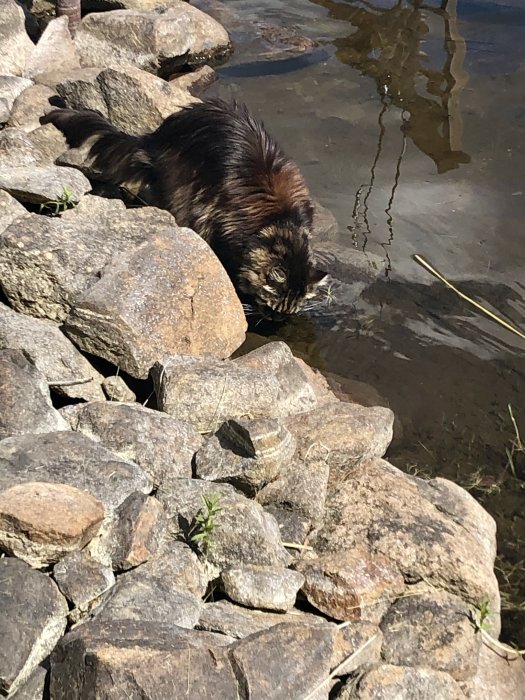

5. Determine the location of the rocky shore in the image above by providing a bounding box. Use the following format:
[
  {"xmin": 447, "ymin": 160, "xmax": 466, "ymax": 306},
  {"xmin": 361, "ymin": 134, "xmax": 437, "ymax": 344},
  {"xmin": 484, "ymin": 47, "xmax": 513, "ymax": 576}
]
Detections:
[{"xmin": 0, "ymin": 0, "xmax": 524, "ymax": 698}]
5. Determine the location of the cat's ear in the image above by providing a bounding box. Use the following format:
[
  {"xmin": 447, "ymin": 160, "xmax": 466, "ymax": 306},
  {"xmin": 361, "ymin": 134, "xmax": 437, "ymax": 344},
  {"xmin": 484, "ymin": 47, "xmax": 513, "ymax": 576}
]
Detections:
[{"xmin": 308, "ymin": 268, "xmax": 328, "ymax": 286}]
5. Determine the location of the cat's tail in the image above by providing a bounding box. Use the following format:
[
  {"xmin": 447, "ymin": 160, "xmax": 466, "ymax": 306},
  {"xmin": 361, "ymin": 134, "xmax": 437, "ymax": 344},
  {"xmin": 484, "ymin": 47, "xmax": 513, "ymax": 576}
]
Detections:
[{"xmin": 41, "ymin": 109, "xmax": 154, "ymax": 187}]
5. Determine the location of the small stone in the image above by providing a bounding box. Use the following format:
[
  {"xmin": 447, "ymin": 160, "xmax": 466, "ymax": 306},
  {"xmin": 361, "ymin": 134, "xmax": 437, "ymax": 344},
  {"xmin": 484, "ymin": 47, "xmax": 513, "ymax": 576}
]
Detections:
[
  {"xmin": 0, "ymin": 348, "xmax": 69, "ymax": 440},
  {"xmin": 0, "ymin": 164, "xmax": 91, "ymax": 205},
  {"xmin": 222, "ymin": 565, "xmax": 304, "ymax": 612},
  {"xmin": 53, "ymin": 550, "xmax": 115, "ymax": 622},
  {"xmin": 25, "ymin": 17, "xmax": 81, "ymax": 81},
  {"xmin": 102, "ymin": 375, "xmax": 137, "ymax": 402},
  {"xmin": 295, "ymin": 549, "xmax": 404, "ymax": 624},
  {"xmin": 0, "ymin": 481, "xmax": 105, "ymax": 567},
  {"xmin": 109, "ymin": 493, "xmax": 166, "ymax": 571},
  {"xmin": 0, "ymin": 558, "xmax": 67, "ymax": 696},
  {"xmin": 172, "ymin": 65, "xmax": 217, "ymax": 94}
]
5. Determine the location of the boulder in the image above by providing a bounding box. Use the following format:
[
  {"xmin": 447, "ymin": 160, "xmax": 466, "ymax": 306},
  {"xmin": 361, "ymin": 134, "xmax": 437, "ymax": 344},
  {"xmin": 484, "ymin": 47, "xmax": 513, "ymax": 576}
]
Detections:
[
  {"xmin": 0, "ymin": 348, "xmax": 69, "ymax": 440},
  {"xmin": 0, "ymin": 558, "xmax": 67, "ymax": 696},
  {"xmin": 74, "ymin": 4, "xmax": 231, "ymax": 76},
  {"xmin": 0, "ymin": 431, "xmax": 152, "ymax": 513},
  {"xmin": 25, "ymin": 123, "xmax": 68, "ymax": 165},
  {"xmin": 264, "ymin": 506, "xmax": 311, "ymax": 550},
  {"xmin": 222, "ymin": 565, "xmax": 304, "ymax": 612},
  {"xmin": 133, "ymin": 540, "xmax": 209, "ymax": 598},
  {"xmin": 0, "ymin": 76, "xmax": 33, "ymax": 121},
  {"xmin": 25, "ymin": 17, "xmax": 81, "ymax": 82},
  {"xmin": 0, "ymin": 190, "xmax": 27, "ymax": 234},
  {"xmin": 154, "ymin": 342, "xmax": 317, "ymax": 431},
  {"xmin": 7, "ymin": 84, "xmax": 58, "ymax": 132},
  {"xmin": 0, "ymin": 164, "xmax": 91, "ymax": 205},
  {"xmin": 461, "ymin": 640, "xmax": 525, "ymax": 700},
  {"xmin": 102, "ymin": 375, "xmax": 137, "ymax": 402},
  {"xmin": 0, "ymin": 127, "xmax": 45, "ymax": 168},
  {"xmin": 0, "ymin": 481, "xmax": 105, "ymax": 567},
  {"xmin": 8, "ymin": 664, "xmax": 48, "ymax": 700},
  {"xmin": 64, "ymin": 228, "xmax": 246, "ymax": 378},
  {"xmin": 0, "ymin": 0, "xmax": 34, "ymax": 77},
  {"xmin": 0, "ymin": 303, "xmax": 106, "ymax": 402},
  {"xmin": 60, "ymin": 401, "xmax": 202, "ymax": 488}
]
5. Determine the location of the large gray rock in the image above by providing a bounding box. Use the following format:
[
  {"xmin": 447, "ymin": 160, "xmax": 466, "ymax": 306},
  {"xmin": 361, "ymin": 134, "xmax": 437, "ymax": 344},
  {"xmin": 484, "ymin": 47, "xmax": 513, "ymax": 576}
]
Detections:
[
  {"xmin": 0, "ymin": 558, "xmax": 67, "ymax": 696},
  {"xmin": 0, "ymin": 348, "xmax": 69, "ymax": 440},
  {"xmin": 133, "ymin": 540, "xmax": 209, "ymax": 598},
  {"xmin": 0, "ymin": 0, "xmax": 34, "ymax": 77},
  {"xmin": 337, "ymin": 665, "xmax": 466, "ymax": 700},
  {"xmin": 74, "ymin": 4, "xmax": 231, "ymax": 76},
  {"xmin": 50, "ymin": 621, "xmax": 238, "ymax": 698},
  {"xmin": 25, "ymin": 17, "xmax": 81, "ymax": 81},
  {"xmin": 0, "ymin": 431, "xmax": 152, "ymax": 513},
  {"xmin": 63, "ymin": 228, "xmax": 246, "ymax": 378},
  {"xmin": 60, "ymin": 401, "xmax": 202, "ymax": 488},
  {"xmin": 0, "ymin": 164, "xmax": 91, "ymax": 205},
  {"xmin": 55, "ymin": 65, "xmax": 198, "ymax": 134},
  {"xmin": 0, "ymin": 76, "xmax": 33, "ymax": 122},
  {"xmin": 0, "ymin": 303, "xmax": 106, "ymax": 401},
  {"xmin": 7, "ymin": 83, "xmax": 58, "ymax": 132},
  {"xmin": 154, "ymin": 342, "xmax": 318, "ymax": 432},
  {"xmin": 222, "ymin": 565, "xmax": 304, "ymax": 612},
  {"xmin": 0, "ymin": 127, "xmax": 45, "ymax": 169}
]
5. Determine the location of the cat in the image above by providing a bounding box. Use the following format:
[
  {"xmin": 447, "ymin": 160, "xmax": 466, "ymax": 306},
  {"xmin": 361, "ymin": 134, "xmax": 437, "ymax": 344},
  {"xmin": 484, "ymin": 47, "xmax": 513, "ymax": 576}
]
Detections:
[{"xmin": 42, "ymin": 99, "xmax": 327, "ymax": 318}]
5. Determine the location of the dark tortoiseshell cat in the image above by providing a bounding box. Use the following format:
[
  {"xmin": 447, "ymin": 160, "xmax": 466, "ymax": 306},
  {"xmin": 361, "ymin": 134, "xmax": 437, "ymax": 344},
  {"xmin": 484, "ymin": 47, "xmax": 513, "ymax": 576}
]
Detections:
[{"xmin": 42, "ymin": 99, "xmax": 327, "ymax": 318}]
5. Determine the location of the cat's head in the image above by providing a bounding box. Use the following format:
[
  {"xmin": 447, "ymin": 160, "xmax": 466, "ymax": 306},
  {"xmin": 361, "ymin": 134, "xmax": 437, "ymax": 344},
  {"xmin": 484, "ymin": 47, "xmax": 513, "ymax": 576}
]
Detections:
[{"xmin": 237, "ymin": 223, "xmax": 327, "ymax": 319}]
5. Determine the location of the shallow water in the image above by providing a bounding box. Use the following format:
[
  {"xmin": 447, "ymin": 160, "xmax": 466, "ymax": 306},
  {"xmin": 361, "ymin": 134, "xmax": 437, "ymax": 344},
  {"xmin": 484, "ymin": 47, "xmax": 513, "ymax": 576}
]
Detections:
[{"xmin": 198, "ymin": 0, "xmax": 525, "ymax": 643}]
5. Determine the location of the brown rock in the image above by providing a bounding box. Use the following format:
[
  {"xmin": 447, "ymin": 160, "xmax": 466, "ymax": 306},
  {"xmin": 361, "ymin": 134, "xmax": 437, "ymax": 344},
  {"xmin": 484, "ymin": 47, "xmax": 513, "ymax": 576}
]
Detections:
[
  {"xmin": 0, "ymin": 481, "xmax": 105, "ymax": 567},
  {"xmin": 110, "ymin": 493, "xmax": 166, "ymax": 571}
]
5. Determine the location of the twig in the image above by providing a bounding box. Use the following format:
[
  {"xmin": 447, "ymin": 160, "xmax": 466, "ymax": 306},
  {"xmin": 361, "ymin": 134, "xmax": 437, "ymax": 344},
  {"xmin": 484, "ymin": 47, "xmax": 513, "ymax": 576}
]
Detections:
[
  {"xmin": 303, "ymin": 634, "xmax": 379, "ymax": 700},
  {"xmin": 48, "ymin": 377, "xmax": 94, "ymax": 387},
  {"xmin": 413, "ymin": 254, "xmax": 525, "ymax": 341},
  {"xmin": 281, "ymin": 542, "xmax": 313, "ymax": 551}
]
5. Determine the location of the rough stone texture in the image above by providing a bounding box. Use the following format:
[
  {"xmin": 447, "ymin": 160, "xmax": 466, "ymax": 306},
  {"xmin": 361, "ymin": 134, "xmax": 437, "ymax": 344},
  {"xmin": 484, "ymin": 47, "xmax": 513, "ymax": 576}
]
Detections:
[
  {"xmin": 8, "ymin": 664, "xmax": 48, "ymax": 700},
  {"xmin": 25, "ymin": 17, "xmax": 81, "ymax": 81},
  {"xmin": 0, "ymin": 481, "xmax": 105, "ymax": 567},
  {"xmin": 0, "ymin": 76, "xmax": 33, "ymax": 120},
  {"xmin": 7, "ymin": 84, "xmax": 58, "ymax": 132},
  {"xmin": 264, "ymin": 506, "xmax": 311, "ymax": 549},
  {"xmin": 173, "ymin": 64, "xmax": 217, "ymax": 94},
  {"xmin": 24, "ymin": 123, "xmax": 67, "ymax": 164},
  {"xmin": 154, "ymin": 341, "xmax": 317, "ymax": 431},
  {"xmin": 331, "ymin": 621, "xmax": 383, "ymax": 676},
  {"xmin": 109, "ymin": 492, "xmax": 166, "ymax": 571},
  {"xmin": 380, "ymin": 588, "xmax": 481, "ymax": 681},
  {"xmin": 461, "ymin": 640, "xmax": 525, "ymax": 700},
  {"xmin": 74, "ymin": 4, "xmax": 231, "ymax": 75},
  {"xmin": 102, "ymin": 375, "xmax": 137, "ymax": 402},
  {"xmin": 134, "ymin": 540, "xmax": 209, "ymax": 598},
  {"xmin": 0, "ymin": 0, "xmax": 35, "ymax": 77},
  {"xmin": 55, "ymin": 65, "xmax": 198, "ymax": 134},
  {"xmin": 0, "ymin": 348, "xmax": 69, "ymax": 440},
  {"xmin": 95, "ymin": 572, "xmax": 202, "ymax": 628},
  {"xmin": 222, "ymin": 565, "xmax": 304, "ymax": 612},
  {"xmin": 61, "ymin": 400, "xmax": 202, "ymax": 488},
  {"xmin": 337, "ymin": 665, "xmax": 466, "ymax": 700},
  {"xmin": 295, "ymin": 357, "xmax": 339, "ymax": 406},
  {"xmin": 231, "ymin": 622, "xmax": 336, "ymax": 700},
  {"xmin": 0, "ymin": 558, "xmax": 67, "ymax": 696},
  {"xmin": 195, "ymin": 418, "xmax": 295, "ymax": 495},
  {"xmin": 0, "ymin": 190, "xmax": 27, "ymax": 234},
  {"xmin": 0, "ymin": 196, "xmax": 171, "ymax": 321},
  {"xmin": 163, "ymin": 479, "xmax": 289, "ymax": 569},
  {"xmin": 0, "ymin": 127, "xmax": 45, "ymax": 169},
  {"xmin": 0, "ymin": 164, "xmax": 91, "ymax": 205},
  {"xmin": 53, "ymin": 550, "xmax": 115, "ymax": 623},
  {"xmin": 0, "ymin": 431, "xmax": 152, "ymax": 513},
  {"xmin": 286, "ymin": 400, "xmax": 394, "ymax": 476},
  {"xmin": 0, "ymin": 303, "xmax": 106, "ymax": 401},
  {"xmin": 64, "ymin": 228, "xmax": 246, "ymax": 378},
  {"xmin": 296, "ymin": 550, "xmax": 404, "ymax": 624},
  {"xmin": 315, "ymin": 458, "xmax": 500, "ymax": 610},
  {"xmin": 50, "ymin": 621, "xmax": 239, "ymax": 698}
]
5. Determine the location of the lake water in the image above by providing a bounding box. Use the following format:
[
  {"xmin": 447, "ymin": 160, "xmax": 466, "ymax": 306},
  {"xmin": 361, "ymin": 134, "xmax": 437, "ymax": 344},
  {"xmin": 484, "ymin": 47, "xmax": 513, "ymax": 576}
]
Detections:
[{"xmin": 196, "ymin": 0, "xmax": 525, "ymax": 644}]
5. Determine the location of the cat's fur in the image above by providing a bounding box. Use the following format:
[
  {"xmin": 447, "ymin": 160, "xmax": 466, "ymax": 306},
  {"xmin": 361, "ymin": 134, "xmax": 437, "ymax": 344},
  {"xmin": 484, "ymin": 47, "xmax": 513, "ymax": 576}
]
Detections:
[{"xmin": 41, "ymin": 99, "xmax": 326, "ymax": 316}]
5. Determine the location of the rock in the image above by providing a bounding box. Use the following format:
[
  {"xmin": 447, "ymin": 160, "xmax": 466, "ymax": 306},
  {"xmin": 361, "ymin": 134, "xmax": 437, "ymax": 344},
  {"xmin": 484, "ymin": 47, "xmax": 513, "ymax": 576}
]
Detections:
[
  {"xmin": 331, "ymin": 621, "xmax": 382, "ymax": 676},
  {"xmin": 64, "ymin": 228, "xmax": 246, "ymax": 378},
  {"xmin": 0, "ymin": 190, "xmax": 27, "ymax": 234},
  {"xmin": 134, "ymin": 540, "xmax": 209, "ymax": 598},
  {"xmin": 0, "ymin": 348, "xmax": 69, "ymax": 440},
  {"xmin": 0, "ymin": 0, "xmax": 34, "ymax": 77},
  {"xmin": 25, "ymin": 17, "xmax": 81, "ymax": 81},
  {"xmin": 0, "ymin": 303, "xmax": 106, "ymax": 401},
  {"xmin": 8, "ymin": 664, "xmax": 48, "ymax": 700},
  {"xmin": 380, "ymin": 588, "xmax": 481, "ymax": 681},
  {"xmin": 461, "ymin": 640, "xmax": 525, "ymax": 700},
  {"xmin": 102, "ymin": 375, "xmax": 137, "ymax": 402},
  {"xmin": 83, "ymin": 0, "xmax": 190, "ymax": 9},
  {"xmin": 0, "ymin": 164, "xmax": 91, "ymax": 205},
  {"xmin": 0, "ymin": 127, "xmax": 45, "ymax": 168},
  {"xmin": 55, "ymin": 65, "xmax": 198, "ymax": 135},
  {"xmin": 0, "ymin": 558, "xmax": 67, "ymax": 697},
  {"xmin": 294, "ymin": 357, "xmax": 339, "ymax": 405},
  {"xmin": 337, "ymin": 665, "xmax": 466, "ymax": 700},
  {"xmin": 60, "ymin": 401, "xmax": 202, "ymax": 488},
  {"xmin": 24, "ymin": 123, "xmax": 67, "ymax": 164},
  {"xmin": 264, "ymin": 506, "xmax": 311, "ymax": 550},
  {"xmin": 50, "ymin": 620, "xmax": 239, "ymax": 699},
  {"xmin": 314, "ymin": 458, "xmax": 500, "ymax": 610},
  {"xmin": 95, "ymin": 571, "xmax": 202, "ymax": 628},
  {"xmin": 109, "ymin": 493, "xmax": 166, "ymax": 571},
  {"xmin": 311, "ymin": 200, "xmax": 339, "ymax": 239},
  {"xmin": 74, "ymin": 4, "xmax": 231, "ymax": 76},
  {"xmin": 0, "ymin": 76, "xmax": 33, "ymax": 119},
  {"xmin": 0, "ymin": 431, "xmax": 152, "ymax": 513},
  {"xmin": 172, "ymin": 65, "xmax": 217, "ymax": 94},
  {"xmin": 53, "ymin": 550, "xmax": 115, "ymax": 623},
  {"xmin": 296, "ymin": 549, "xmax": 404, "ymax": 624},
  {"xmin": 0, "ymin": 481, "xmax": 105, "ymax": 567},
  {"xmin": 195, "ymin": 418, "xmax": 295, "ymax": 495},
  {"xmin": 162, "ymin": 479, "xmax": 289, "ymax": 569},
  {"xmin": 222, "ymin": 565, "xmax": 304, "ymax": 612},
  {"xmin": 7, "ymin": 84, "xmax": 58, "ymax": 132},
  {"xmin": 154, "ymin": 341, "xmax": 317, "ymax": 431},
  {"xmin": 286, "ymin": 401, "xmax": 394, "ymax": 477},
  {"xmin": 230, "ymin": 622, "xmax": 336, "ymax": 700},
  {"xmin": 0, "ymin": 196, "xmax": 171, "ymax": 321}
]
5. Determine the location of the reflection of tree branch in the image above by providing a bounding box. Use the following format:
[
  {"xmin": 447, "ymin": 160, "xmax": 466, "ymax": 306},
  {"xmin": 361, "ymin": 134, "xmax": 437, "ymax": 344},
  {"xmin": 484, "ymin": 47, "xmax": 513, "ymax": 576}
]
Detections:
[{"xmin": 382, "ymin": 111, "xmax": 409, "ymax": 276}]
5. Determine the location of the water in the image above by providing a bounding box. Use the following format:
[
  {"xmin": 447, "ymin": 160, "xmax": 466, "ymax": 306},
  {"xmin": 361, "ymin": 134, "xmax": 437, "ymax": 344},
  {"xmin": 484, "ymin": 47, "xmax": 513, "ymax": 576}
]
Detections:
[{"xmin": 196, "ymin": 0, "xmax": 525, "ymax": 643}]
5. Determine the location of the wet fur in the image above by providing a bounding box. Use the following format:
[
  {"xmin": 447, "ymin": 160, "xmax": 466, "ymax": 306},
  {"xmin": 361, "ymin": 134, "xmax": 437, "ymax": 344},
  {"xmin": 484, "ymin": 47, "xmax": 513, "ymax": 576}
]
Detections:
[{"xmin": 41, "ymin": 99, "xmax": 326, "ymax": 315}]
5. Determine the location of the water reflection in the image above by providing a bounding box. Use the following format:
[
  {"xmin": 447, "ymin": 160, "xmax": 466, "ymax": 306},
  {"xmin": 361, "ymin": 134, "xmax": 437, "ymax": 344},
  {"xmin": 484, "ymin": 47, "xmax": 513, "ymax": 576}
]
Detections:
[{"xmin": 311, "ymin": 0, "xmax": 471, "ymax": 173}]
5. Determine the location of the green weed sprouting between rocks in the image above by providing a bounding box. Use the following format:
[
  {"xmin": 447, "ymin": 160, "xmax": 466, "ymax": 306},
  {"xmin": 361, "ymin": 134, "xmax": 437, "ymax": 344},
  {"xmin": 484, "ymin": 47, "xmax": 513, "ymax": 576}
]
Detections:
[
  {"xmin": 39, "ymin": 186, "xmax": 78, "ymax": 216},
  {"xmin": 188, "ymin": 492, "xmax": 223, "ymax": 557},
  {"xmin": 505, "ymin": 403, "xmax": 524, "ymax": 479}
]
